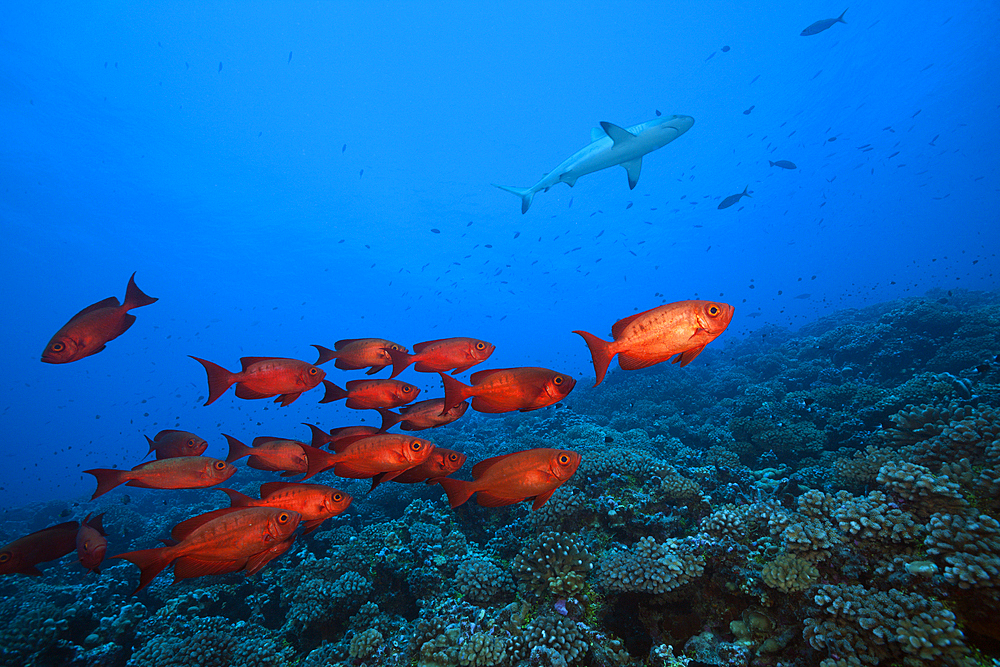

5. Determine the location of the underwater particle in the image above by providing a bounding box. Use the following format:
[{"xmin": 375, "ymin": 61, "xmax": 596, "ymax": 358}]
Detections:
[
  {"xmin": 431, "ymin": 228, "xmax": 441, "ymax": 234},
  {"xmin": 655, "ymin": 109, "xmax": 661, "ymax": 116},
  {"xmin": 288, "ymin": 51, "xmax": 292, "ymax": 63},
  {"xmin": 743, "ymin": 105, "xmax": 755, "ymax": 115},
  {"xmin": 360, "ymin": 169, "xmax": 364, "ymax": 177},
  {"xmin": 514, "ymin": 231, "xmax": 520, "ymax": 238},
  {"xmin": 342, "ymin": 144, "xmax": 346, "ymax": 153},
  {"xmin": 218, "ymin": 61, "xmax": 222, "ymax": 72},
  {"xmin": 626, "ymin": 201, "xmax": 633, "ymax": 209},
  {"xmin": 828, "ymin": 136, "xmax": 837, "ymax": 141},
  {"xmin": 722, "ymin": 45, "xmax": 730, "ymax": 52}
]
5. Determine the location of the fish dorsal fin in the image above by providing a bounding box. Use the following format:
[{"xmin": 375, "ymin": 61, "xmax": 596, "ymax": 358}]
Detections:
[
  {"xmin": 240, "ymin": 357, "xmax": 283, "ymax": 370},
  {"xmin": 600, "ymin": 121, "xmax": 636, "ymax": 147},
  {"xmin": 470, "ymin": 368, "xmax": 514, "ymax": 384},
  {"xmin": 67, "ymin": 297, "xmax": 120, "ymax": 323},
  {"xmin": 611, "ymin": 311, "xmax": 647, "ymax": 339},
  {"xmin": 131, "ymin": 460, "xmax": 160, "ymax": 471},
  {"xmin": 156, "ymin": 429, "xmax": 184, "ymax": 436},
  {"xmin": 330, "ymin": 432, "xmax": 372, "ymax": 453},
  {"xmin": 344, "ymin": 379, "xmax": 370, "ymax": 391},
  {"xmin": 84, "ymin": 513, "xmax": 107, "ymax": 535},
  {"xmin": 471, "ymin": 452, "xmax": 518, "ymax": 479},
  {"xmin": 171, "ymin": 508, "xmax": 243, "ymax": 542},
  {"xmin": 252, "ymin": 436, "xmax": 289, "ymax": 447},
  {"xmin": 412, "ymin": 339, "xmax": 444, "ymax": 354},
  {"xmin": 334, "ymin": 339, "xmax": 362, "ymax": 350},
  {"xmin": 259, "ymin": 481, "xmax": 297, "ymax": 497},
  {"xmin": 590, "ymin": 127, "xmax": 607, "ymax": 142},
  {"xmin": 622, "ymin": 157, "xmax": 642, "ymax": 189}
]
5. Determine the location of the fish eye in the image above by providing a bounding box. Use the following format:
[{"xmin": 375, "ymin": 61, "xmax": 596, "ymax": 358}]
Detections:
[
  {"xmin": 279, "ymin": 513, "xmax": 289, "ymax": 523},
  {"xmin": 449, "ymin": 453, "xmax": 459, "ymax": 462},
  {"xmin": 559, "ymin": 454, "xmax": 570, "ymax": 465},
  {"xmin": 708, "ymin": 304, "xmax": 720, "ymax": 316},
  {"xmin": 391, "ymin": 345, "xmax": 400, "ymax": 350},
  {"xmin": 187, "ymin": 439, "xmax": 195, "ymax": 447},
  {"xmin": 214, "ymin": 461, "xmax": 226, "ymax": 470},
  {"xmin": 410, "ymin": 440, "xmax": 423, "ymax": 451},
  {"xmin": 52, "ymin": 342, "xmax": 65, "ymax": 352},
  {"xmin": 402, "ymin": 385, "xmax": 412, "ymax": 392},
  {"xmin": 476, "ymin": 342, "xmax": 486, "ymax": 350},
  {"xmin": 553, "ymin": 376, "xmax": 564, "ymax": 385},
  {"xmin": 333, "ymin": 492, "xmax": 343, "ymax": 502},
  {"xmin": 309, "ymin": 367, "xmax": 319, "ymax": 375},
  {"xmin": 0, "ymin": 552, "xmax": 10, "ymax": 563}
]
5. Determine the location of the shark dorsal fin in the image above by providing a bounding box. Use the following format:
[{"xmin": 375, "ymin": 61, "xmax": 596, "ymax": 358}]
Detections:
[{"xmin": 600, "ymin": 122, "xmax": 636, "ymax": 147}]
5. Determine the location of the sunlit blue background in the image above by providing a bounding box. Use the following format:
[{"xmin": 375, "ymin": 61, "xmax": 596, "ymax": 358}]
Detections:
[{"xmin": 2, "ymin": 1, "xmax": 997, "ymax": 505}]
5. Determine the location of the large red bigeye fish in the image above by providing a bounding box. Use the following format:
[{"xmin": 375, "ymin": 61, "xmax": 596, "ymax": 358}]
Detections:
[
  {"xmin": 218, "ymin": 482, "xmax": 352, "ymax": 534},
  {"xmin": 322, "ymin": 379, "xmax": 420, "ymax": 410},
  {"xmin": 77, "ymin": 513, "xmax": 108, "ymax": 575},
  {"xmin": 312, "ymin": 339, "xmax": 408, "ymax": 374},
  {"xmin": 573, "ymin": 300, "xmax": 735, "ymax": 386},
  {"xmin": 0, "ymin": 521, "xmax": 79, "ymax": 576},
  {"xmin": 436, "ymin": 448, "xmax": 581, "ymax": 510},
  {"xmin": 385, "ymin": 337, "xmax": 495, "ymax": 378},
  {"xmin": 439, "ymin": 367, "xmax": 575, "ymax": 414},
  {"xmin": 84, "ymin": 457, "xmax": 236, "ymax": 499},
  {"xmin": 41, "ymin": 272, "xmax": 158, "ymax": 363},
  {"xmin": 189, "ymin": 356, "xmax": 336, "ymax": 406},
  {"xmin": 144, "ymin": 430, "xmax": 208, "ymax": 460}
]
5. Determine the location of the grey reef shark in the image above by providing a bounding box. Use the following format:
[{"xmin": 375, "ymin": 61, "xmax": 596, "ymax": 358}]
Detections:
[{"xmin": 494, "ymin": 114, "xmax": 694, "ymax": 213}]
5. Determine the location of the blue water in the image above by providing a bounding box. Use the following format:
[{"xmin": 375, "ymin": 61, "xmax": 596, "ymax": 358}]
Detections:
[{"xmin": 1, "ymin": 1, "xmax": 998, "ymax": 506}]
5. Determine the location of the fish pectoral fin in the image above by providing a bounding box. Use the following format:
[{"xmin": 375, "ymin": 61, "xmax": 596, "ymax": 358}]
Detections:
[
  {"xmin": 476, "ymin": 491, "xmax": 522, "ymax": 507},
  {"xmin": 600, "ymin": 121, "xmax": 637, "ymax": 147},
  {"xmin": 674, "ymin": 344, "xmax": 707, "ymax": 367},
  {"xmin": 621, "ymin": 157, "xmax": 642, "ymax": 189},
  {"xmin": 531, "ymin": 488, "xmax": 558, "ymax": 510},
  {"xmin": 173, "ymin": 556, "xmax": 244, "ymax": 580}
]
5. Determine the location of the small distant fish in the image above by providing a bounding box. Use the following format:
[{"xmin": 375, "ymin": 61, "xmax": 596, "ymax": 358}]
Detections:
[
  {"xmin": 378, "ymin": 400, "xmax": 470, "ymax": 432},
  {"xmin": 0, "ymin": 521, "xmax": 79, "ymax": 576},
  {"xmin": 303, "ymin": 423, "xmax": 381, "ymax": 450},
  {"xmin": 721, "ymin": 45, "xmax": 730, "ymax": 52},
  {"xmin": 718, "ymin": 185, "xmax": 751, "ymax": 209},
  {"xmin": 76, "ymin": 513, "xmax": 108, "ymax": 575},
  {"xmin": 435, "ymin": 448, "xmax": 581, "ymax": 510},
  {"xmin": 746, "ymin": 312, "xmax": 763, "ymax": 318},
  {"xmin": 743, "ymin": 105, "xmax": 755, "ymax": 115},
  {"xmin": 769, "ymin": 160, "xmax": 797, "ymax": 169},
  {"xmin": 144, "ymin": 430, "xmax": 208, "ymax": 460},
  {"xmin": 706, "ymin": 51, "xmax": 716, "ymax": 61},
  {"xmin": 750, "ymin": 75, "xmax": 760, "ymax": 84},
  {"xmin": 573, "ymin": 300, "xmax": 735, "ymax": 386},
  {"xmin": 800, "ymin": 8, "xmax": 848, "ymax": 36},
  {"xmin": 218, "ymin": 62, "xmax": 223, "ymax": 72},
  {"xmin": 794, "ymin": 293, "xmax": 812, "ymax": 299},
  {"xmin": 385, "ymin": 337, "xmax": 495, "ymax": 378},
  {"xmin": 288, "ymin": 51, "xmax": 292, "ymax": 64},
  {"xmin": 342, "ymin": 144, "xmax": 346, "ymax": 153},
  {"xmin": 42, "ymin": 273, "xmax": 158, "ymax": 363},
  {"xmin": 224, "ymin": 435, "xmax": 309, "ymax": 476},
  {"xmin": 313, "ymin": 339, "xmax": 407, "ymax": 374},
  {"xmin": 369, "ymin": 448, "xmax": 467, "ymax": 491}
]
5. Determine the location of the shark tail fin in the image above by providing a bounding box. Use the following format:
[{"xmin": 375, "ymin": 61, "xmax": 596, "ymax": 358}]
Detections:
[
  {"xmin": 838, "ymin": 7, "xmax": 848, "ymax": 23},
  {"xmin": 493, "ymin": 184, "xmax": 534, "ymax": 214}
]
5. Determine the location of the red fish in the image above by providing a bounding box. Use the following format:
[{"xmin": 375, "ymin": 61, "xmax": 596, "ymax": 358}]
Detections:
[
  {"xmin": 77, "ymin": 513, "xmax": 108, "ymax": 574},
  {"xmin": 312, "ymin": 339, "xmax": 408, "ymax": 374},
  {"xmin": 84, "ymin": 456, "xmax": 237, "ymax": 499},
  {"xmin": 0, "ymin": 521, "xmax": 78, "ymax": 576},
  {"xmin": 224, "ymin": 435, "xmax": 308, "ymax": 476},
  {"xmin": 369, "ymin": 448, "xmax": 466, "ymax": 491},
  {"xmin": 385, "ymin": 337, "xmax": 495, "ymax": 378},
  {"xmin": 144, "ymin": 430, "xmax": 208, "ymax": 460},
  {"xmin": 436, "ymin": 448, "xmax": 581, "ymax": 510},
  {"xmin": 439, "ymin": 367, "xmax": 575, "ymax": 414},
  {"xmin": 302, "ymin": 434, "xmax": 435, "ymax": 481},
  {"xmin": 219, "ymin": 482, "xmax": 352, "ymax": 534},
  {"xmin": 41, "ymin": 272, "xmax": 158, "ymax": 363},
  {"xmin": 190, "ymin": 356, "xmax": 335, "ymax": 406},
  {"xmin": 573, "ymin": 300, "xmax": 735, "ymax": 386},
  {"xmin": 303, "ymin": 423, "xmax": 381, "ymax": 450},
  {"xmin": 322, "ymin": 379, "xmax": 420, "ymax": 409},
  {"xmin": 114, "ymin": 507, "xmax": 300, "ymax": 592},
  {"xmin": 378, "ymin": 399, "xmax": 469, "ymax": 431}
]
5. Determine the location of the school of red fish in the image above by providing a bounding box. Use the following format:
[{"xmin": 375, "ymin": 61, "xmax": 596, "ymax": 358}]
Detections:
[{"xmin": 1, "ymin": 273, "xmax": 734, "ymax": 592}]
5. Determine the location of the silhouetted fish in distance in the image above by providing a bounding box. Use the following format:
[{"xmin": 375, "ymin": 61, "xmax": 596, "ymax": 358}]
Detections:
[
  {"xmin": 801, "ymin": 8, "xmax": 848, "ymax": 36},
  {"xmin": 769, "ymin": 160, "xmax": 797, "ymax": 169},
  {"xmin": 718, "ymin": 186, "xmax": 751, "ymax": 209}
]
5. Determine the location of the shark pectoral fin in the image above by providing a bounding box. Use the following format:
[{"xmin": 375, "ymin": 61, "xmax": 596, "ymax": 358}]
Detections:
[
  {"xmin": 591, "ymin": 127, "xmax": 607, "ymax": 142},
  {"xmin": 622, "ymin": 158, "xmax": 642, "ymax": 189},
  {"xmin": 600, "ymin": 121, "xmax": 637, "ymax": 147},
  {"xmin": 560, "ymin": 172, "xmax": 578, "ymax": 187}
]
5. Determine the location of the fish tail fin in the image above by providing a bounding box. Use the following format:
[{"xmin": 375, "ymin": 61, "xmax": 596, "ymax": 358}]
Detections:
[
  {"xmin": 84, "ymin": 468, "xmax": 129, "ymax": 500},
  {"xmin": 768, "ymin": 161, "xmax": 775, "ymax": 167},
  {"xmin": 572, "ymin": 330, "xmax": 614, "ymax": 387},
  {"xmin": 218, "ymin": 487, "xmax": 255, "ymax": 507},
  {"xmin": 114, "ymin": 547, "xmax": 173, "ymax": 593},
  {"xmin": 435, "ymin": 477, "xmax": 475, "ymax": 509},
  {"xmin": 838, "ymin": 7, "xmax": 848, "ymax": 22},
  {"xmin": 311, "ymin": 344, "xmax": 338, "ymax": 365},
  {"xmin": 439, "ymin": 372, "xmax": 472, "ymax": 414},
  {"xmin": 385, "ymin": 347, "xmax": 414, "ymax": 378},
  {"xmin": 377, "ymin": 408, "xmax": 403, "ymax": 431},
  {"xmin": 493, "ymin": 184, "xmax": 534, "ymax": 214},
  {"xmin": 302, "ymin": 423, "xmax": 333, "ymax": 448},
  {"xmin": 188, "ymin": 356, "xmax": 236, "ymax": 406},
  {"xmin": 122, "ymin": 272, "xmax": 158, "ymax": 310},
  {"xmin": 743, "ymin": 185, "xmax": 751, "ymax": 198},
  {"xmin": 319, "ymin": 380, "xmax": 347, "ymax": 404},
  {"xmin": 144, "ymin": 435, "xmax": 157, "ymax": 458},
  {"xmin": 303, "ymin": 446, "xmax": 340, "ymax": 480},
  {"xmin": 223, "ymin": 434, "xmax": 253, "ymax": 463}
]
